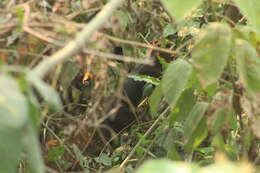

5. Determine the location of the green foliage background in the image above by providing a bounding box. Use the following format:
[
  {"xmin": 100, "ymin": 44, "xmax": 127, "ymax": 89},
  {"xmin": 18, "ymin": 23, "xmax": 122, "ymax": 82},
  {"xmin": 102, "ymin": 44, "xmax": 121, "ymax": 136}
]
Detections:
[{"xmin": 0, "ymin": 0, "xmax": 260, "ymax": 172}]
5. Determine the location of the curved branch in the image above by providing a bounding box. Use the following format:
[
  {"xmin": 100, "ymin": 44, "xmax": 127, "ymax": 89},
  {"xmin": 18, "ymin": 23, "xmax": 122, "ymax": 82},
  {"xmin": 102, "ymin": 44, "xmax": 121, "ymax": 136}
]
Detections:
[{"xmin": 31, "ymin": 0, "xmax": 125, "ymax": 78}]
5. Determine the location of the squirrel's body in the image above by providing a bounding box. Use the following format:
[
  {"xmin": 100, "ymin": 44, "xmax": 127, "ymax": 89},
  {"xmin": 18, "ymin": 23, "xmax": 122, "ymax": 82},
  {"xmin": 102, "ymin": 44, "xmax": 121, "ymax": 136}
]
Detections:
[{"xmin": 107, "ymin": 59, "xmax": 162, "ymax": 132}]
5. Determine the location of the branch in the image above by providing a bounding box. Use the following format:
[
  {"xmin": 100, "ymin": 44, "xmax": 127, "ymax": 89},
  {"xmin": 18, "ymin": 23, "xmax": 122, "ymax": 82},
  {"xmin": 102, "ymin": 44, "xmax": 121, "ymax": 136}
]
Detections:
[{"xmin": 31, "ymin": 0, "xmax": 125, "ymax": 78}]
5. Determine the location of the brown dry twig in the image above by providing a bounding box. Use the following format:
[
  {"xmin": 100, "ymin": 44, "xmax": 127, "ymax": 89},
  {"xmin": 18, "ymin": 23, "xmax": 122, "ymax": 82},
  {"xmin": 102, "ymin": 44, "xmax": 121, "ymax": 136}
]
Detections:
[
  {"xmin": 19, "ymin": 3, "xmax": 57, "ymax": 44},
  {"xmin": 102, "ymin": 33, "xmax": 179, "ymax": 56},
  {"xmin": 30, "ymin": 0, "xmax": 125, "ymax": 78}
]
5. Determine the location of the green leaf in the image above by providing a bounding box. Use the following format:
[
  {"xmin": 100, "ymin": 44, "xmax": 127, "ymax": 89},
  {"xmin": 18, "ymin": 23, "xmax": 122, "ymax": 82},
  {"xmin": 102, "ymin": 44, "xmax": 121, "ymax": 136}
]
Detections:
[
  {"xmin": 149, "ymin": 84, "xmax": 163, "ymax": 117},
  {"xmin": 233, "ymin": 0, "xmax": 260, "ymax": 34},
  {"xmin": 161, "ymin": 59, "xmax": 193, "ymax": 108},
  {"xmin": 163, "ymin": 131, "xmax": 181, "ymax": 161},
  {"xmin": 184, "ymin": 116, "xmax": 208, "ymax": 152},
  {"xmin": 191, "ymin": 23, "xmax": 231, "ymax": 88},
  {"xmin": 161, "ymin": 0, "xmax": 204, "ymax": 21},
  {"xmin": 0, "ymin": 74, "xmax": 43, "ymax": 173},
  {"xmin": 170, "ymin": 88, "xmax": 196, "ymax": 122},
  {"xmin": 183, "ymin": 102, "xmax": 209, "ymax": 151},
  {"xmin": 22, "ymin": 124, "xmax": 44, "ymax": 173},
  {"xmin": 136, "ymin": 158, "xmax": 253, "ymax": 173},
  {"xmin": 212, "ymin": 133, "xmax": 226, "ymax": 152},
  {"xmin": 15, "ymin": 7, "xmax": 25, "ymax": 29},
  {"xmin": 210, "ymin": 108, "xmax": 227, "ymax": 135},
  {"xmin": 59, "ymin": 61, "xmax": 80, "ymax": 90},
  {"xmin": 0, "ymin": 75, "xmax": 28, "ymax": 128},
  {"xmin": 0, "ymin": 127, "xmax": 23, "ymax": 173},
  {"xmin": 95, "ymin": 153, "xmax": 112, "ymax": 166},
  {"xmin": 136, "ymin": 159, "xmax": 198, "ymax": 173},
  {"xmin": 157, "ymin": 56, "xmax": 169, "ymax": 71},
  {"xmin": 19, "ymin": 76, "xmax": 41, "ymax": 128},
  {"xmin": 28, "ymin": 74, "xmax": 62, "ymax": 111},
  {"xmin": 128, "ymin": 74, "xmax": 160, "ymax": 86},
  {"xmin": 48, "ymin": 145, "xmax": 66, "ymax": 161},
  {"xmin": 235, "ymin": 39, "xmax": 260, "ymax": 96},
  {"xmin": 27, "ymin": 88, "xmax": 41, "ymax": 129},
  {"xmin": 209, "ymin": 107, "xmax": 236, "ymax": 136},
  {"xmin": 143, "ymin": 83, "xmax": 155, "ymax": 98},
  {"xmin": 236, "ymin": 26, "xmax": 260, "ymax": 45}
]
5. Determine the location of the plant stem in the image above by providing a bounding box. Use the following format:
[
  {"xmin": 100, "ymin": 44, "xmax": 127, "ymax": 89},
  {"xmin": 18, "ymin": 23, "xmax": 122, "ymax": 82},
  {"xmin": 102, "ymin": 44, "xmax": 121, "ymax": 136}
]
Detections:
[{"xmin": 120, "ymin": 107, "xmax": 170, "ymax": 169}]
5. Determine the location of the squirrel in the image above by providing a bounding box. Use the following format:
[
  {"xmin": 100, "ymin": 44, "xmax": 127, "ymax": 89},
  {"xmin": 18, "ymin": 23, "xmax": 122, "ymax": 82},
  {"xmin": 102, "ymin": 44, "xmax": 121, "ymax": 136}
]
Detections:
[
  {"xmin": 106, "ymin": 62, "xmax": 162, "ymax": 132},
  {"xmin": 106, "ymin": 44, "xmax": 174, "ymax": 132},
  {"xmin": 68, "ymin": 44, "xmax": 173, "ymax": 132}
]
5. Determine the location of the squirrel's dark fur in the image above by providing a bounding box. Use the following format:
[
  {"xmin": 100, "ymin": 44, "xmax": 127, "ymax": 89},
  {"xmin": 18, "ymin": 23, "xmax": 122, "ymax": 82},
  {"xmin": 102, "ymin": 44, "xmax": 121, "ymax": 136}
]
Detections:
[{"xmin": 106, "ymin": 48, "xmax": 163, "ymax": 132}]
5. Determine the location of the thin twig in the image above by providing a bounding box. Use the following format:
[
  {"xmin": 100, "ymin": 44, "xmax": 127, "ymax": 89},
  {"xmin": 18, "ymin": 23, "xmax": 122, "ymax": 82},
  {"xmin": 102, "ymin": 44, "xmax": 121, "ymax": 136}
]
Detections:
[
  {"xmin": 83, "ymin": 48, "xmax": 154, "ymax": 65},
  {"xmin": 19, "ymin": 4, "xmax": 57, "ymax": 43},
  {"xmin": 31, "ymin": 0, "xmax": 125, "ymax": 78},
  {"xmin": 66, "ymin": 7, "xmax": 102, "ymax": 20},
  {"xmin": 119, "ymin": 107, "xmax": 170, "ymax": 169},
  {"xmin": 103, "ymin": 33, "xmax": 179, "ymax": 56},
  {"xmin": 215, "ymin": 13, "xmax": 236, "ymax": 26}
]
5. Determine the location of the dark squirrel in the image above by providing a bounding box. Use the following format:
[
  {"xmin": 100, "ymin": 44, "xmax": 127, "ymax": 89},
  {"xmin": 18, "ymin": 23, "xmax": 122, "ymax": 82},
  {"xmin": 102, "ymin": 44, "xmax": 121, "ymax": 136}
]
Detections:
[
  {"xmin": 69, "ymin": 45, "xmax": 171, "ymax": 132},
  {"xmin": 107, "ymin": 64, "xmax": 162, "ymax": 132},
  {"xmin": 106, "ymin": 46, "xmax": 168, "ymax": 132}
]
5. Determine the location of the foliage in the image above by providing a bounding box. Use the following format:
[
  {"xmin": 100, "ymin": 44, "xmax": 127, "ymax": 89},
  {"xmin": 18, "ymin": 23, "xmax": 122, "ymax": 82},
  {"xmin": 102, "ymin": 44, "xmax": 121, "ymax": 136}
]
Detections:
[
  {"xmin": 0, "ymin": 0, "xmax": 260, "ymax": 172},
  {"xmin": 136, "ymin": 155, "xmax": 254, "ymax": 173}
]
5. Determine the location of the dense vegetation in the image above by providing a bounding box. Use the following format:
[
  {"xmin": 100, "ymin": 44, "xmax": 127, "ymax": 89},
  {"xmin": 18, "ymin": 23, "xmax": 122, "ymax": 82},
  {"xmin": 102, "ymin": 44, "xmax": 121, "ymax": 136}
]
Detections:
[{"xmin": 0, "ymin": 0, "xmax": 260, "ymax": 172}]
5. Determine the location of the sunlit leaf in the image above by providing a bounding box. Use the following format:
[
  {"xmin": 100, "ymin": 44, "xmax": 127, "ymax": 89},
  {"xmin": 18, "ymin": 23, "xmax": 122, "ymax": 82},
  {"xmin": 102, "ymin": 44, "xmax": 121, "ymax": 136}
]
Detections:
[
  {"xmin": 191, "ymin": 23, "xmax": 231, "ymax": 88},
  {"xmin": 137, "ymin": 158, "xmax": 254, "ymax": 173},
  {"xmin": 233, "ymin": 0, "xmax": 260, "ymax": 34},
  {"xmin": 161, "ymin": 0, "xmax": 204, "ymax": 21},
  {"xmin": 136, "ymin": 159, "xmax": 198, "ymax": 173},
  {"xmin": 236, "ymin": 26, "xmax": 260, "ymax": 45},
  {"xmin": 202, "ymin": 155, "xmax": 254, "ymax": 173}
]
